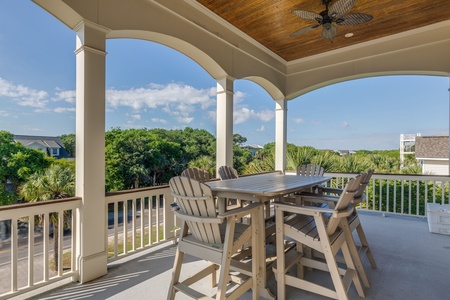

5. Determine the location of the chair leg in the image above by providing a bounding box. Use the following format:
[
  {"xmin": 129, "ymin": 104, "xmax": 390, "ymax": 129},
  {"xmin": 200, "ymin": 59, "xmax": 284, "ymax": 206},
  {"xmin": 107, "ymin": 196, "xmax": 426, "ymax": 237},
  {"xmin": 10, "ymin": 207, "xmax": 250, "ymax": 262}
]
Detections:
[
  {"xmin": 322, "ymin": 244, "xmax": 349, "ymax": 300},
  {"xmin": 342, "ymin": 219, "xmax": 371, "ymax": 288},
  {"xmin": 275, "ymin": 208, "xmax": 286, "ymax": 300},
  {"xmin": 251, "ymin": 207, "xmax": 260, "ymax": 300},
  {"xmin": 341, "ymin": 241, "xmax": 365, "ymax": 298},
  {"xmin": 356, "ymin": 221, "xmax": 377, "ymax": 269},
  {"xmin": 167, "ymin": 248, "xmax": 184, "ymax": 300},
  {"xmin": 216, "ymin": 220, "xmax": 236, "ymax": 300}
]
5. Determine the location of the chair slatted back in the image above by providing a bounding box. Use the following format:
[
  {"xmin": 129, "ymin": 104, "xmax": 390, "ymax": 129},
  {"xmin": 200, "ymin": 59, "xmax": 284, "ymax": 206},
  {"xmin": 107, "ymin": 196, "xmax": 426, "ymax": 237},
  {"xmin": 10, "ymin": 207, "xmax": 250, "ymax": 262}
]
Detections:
[
  {"xmin": 169, "ymin": 176, "xmax": 221, "ymax": 244},
  {"xmin": 353, "ymin": 168, "xmax": 374, "ymax": 200},
  {"xmin": 297, "ymin": 164, "xmax": 324, "ymax": 177},
  {"xmin": 218, "ymin": 165, "xmax": 239, "ymax": 180},
  {"xmin": 326, "ymin": 174, "xmax": 362, "ymax": 236},
  {"xmin": 181, "ymin": 168, "xmax": 210, "ymax": 183}
]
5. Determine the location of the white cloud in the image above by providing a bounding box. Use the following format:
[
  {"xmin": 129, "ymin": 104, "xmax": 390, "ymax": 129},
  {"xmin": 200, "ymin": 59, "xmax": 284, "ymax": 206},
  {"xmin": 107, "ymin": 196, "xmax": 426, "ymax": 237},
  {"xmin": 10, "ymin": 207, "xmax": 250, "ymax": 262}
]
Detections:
[
  {"xmin": 234, "ymin": 91, "xmax": 246, "ymax": 103},
  {"xmin": 131, "ymin": 114, "xmax": 141, "ymax": 120},
  {"xmin": 293, "ymin": 118, "xmax": 304, "ymax": 124},
  {"xmin": 106, "ymin": 82, "xmax": 217, "ymax": 124},
  {"xmin": 0, "ymin": 110, "xmax": 10, "ymax": 117},
  {"xmin": 0, "ymin": 77, "xmax": 48, "ymax": 108},
  {"xmin": 107, "ymin": 83, "xmax": 215, "ymax": 111},
  {"xmin": 54, "ymin": 89, "xmax": 76, "ymax": 104},
  {"xmin": 234, "ymin": 107, "xmax": 274, "ymax": 124},
  {"xmin": 256, "ymin": 125, "xmax": 266, "ymax": 132},
  {"xmin": 175, "ymin": 116, "xmax": 194, "ymax": 124},
  {"xmin": 341, "ymin": 121, "xmax": 350, "ymax": 128},
  {"xmin": 54, "ymin": 107, "xmax": 76, "ymax": 113},
  {"xmin": 151, "ymin": 118, "xmax": 168, "ymax": 124}
]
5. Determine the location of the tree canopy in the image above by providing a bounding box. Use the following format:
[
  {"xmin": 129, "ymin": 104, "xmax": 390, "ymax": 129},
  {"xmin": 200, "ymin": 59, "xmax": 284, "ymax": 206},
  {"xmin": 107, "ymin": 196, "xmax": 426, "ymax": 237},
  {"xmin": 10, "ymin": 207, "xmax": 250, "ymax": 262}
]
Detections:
[{"xmin": 0, "ymin": 131, "xmax": 51, "ymax": 205}]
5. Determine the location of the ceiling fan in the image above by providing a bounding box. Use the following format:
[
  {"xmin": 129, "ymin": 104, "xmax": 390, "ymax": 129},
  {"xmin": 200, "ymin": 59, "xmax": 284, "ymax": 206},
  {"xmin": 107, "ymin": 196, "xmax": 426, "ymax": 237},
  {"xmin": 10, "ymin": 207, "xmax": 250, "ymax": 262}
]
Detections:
[{"xmin": 291, "ymin": 0, "xmax": 373, "ymax": 41}]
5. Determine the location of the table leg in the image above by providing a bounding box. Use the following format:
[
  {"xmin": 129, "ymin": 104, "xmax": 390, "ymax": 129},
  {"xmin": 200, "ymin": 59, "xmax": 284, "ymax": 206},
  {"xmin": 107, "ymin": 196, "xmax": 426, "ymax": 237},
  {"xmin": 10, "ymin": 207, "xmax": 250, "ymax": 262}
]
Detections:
[{"xmin": 257, "ymin": 202, "xmax": 276, "ymax": 300}]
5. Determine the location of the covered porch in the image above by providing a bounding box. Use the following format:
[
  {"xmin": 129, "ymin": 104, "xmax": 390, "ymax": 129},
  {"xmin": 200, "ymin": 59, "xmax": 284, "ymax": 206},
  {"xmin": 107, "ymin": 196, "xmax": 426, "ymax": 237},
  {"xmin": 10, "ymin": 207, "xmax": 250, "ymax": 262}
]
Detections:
[
  {"xmin": 5, "ymin": 0, "xmax": 450, "ymax": 298},
  {"xmin": 22, "ymin": 212, "xmax": 450, "ymax": 300}
]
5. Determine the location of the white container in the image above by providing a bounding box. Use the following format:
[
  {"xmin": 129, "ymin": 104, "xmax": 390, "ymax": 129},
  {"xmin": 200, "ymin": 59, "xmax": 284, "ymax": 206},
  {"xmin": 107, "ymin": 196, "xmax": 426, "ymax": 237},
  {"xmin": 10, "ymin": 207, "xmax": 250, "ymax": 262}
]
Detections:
[{"xmin": 427, "ymin": 203, "xmax": 450, "ymax": 235}]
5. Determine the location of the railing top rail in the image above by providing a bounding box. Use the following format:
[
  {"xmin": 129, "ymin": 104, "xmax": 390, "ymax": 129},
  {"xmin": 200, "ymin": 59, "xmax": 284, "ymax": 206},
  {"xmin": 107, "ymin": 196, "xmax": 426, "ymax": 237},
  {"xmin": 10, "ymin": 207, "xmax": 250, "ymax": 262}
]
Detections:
[
  {"xmin": 105, "ymin": 184, "xmax": 170, "ymax": 197},
  {"xmin": 0, "ymin": 197, "xmax": 82, "ymax": 212},
  {"xmin": 324, "ymin": 172, "xmax": 450, "ymax": 182}
]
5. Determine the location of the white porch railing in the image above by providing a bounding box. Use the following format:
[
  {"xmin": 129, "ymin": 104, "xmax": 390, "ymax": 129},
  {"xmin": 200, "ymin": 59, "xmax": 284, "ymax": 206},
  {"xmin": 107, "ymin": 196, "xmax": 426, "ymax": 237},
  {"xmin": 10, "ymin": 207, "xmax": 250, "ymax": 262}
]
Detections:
[
  {"xmin": 0, "ymin": 197, "xmax": 81, "ymax": 300},
  {"xmin": 1, "ymin": 172, "xmax": 449, "ymax": 299},
  {"xmin": 324, "ymin": 172, "xmax": 450, "ymax": 217},
  {"xmin": 105, "ymin": 185, "xmax": 177, "ymax": 262}
]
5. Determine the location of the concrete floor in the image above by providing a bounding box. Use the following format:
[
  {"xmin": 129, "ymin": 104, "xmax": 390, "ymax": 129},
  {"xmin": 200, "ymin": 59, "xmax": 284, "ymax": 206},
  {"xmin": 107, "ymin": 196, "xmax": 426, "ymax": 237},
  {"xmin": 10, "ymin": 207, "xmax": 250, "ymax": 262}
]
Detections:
[{"xmin": 19, "ymin": 212, "xmax": 450, "ymax": 300}]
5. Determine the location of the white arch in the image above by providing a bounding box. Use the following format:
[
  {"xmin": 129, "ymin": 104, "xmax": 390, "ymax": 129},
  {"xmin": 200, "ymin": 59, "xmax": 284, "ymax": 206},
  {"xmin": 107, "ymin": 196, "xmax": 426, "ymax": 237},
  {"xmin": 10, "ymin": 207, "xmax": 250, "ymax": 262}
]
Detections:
[{"xmin": 287, "ymin": 71, "xmax": 450, "ymax": 100}]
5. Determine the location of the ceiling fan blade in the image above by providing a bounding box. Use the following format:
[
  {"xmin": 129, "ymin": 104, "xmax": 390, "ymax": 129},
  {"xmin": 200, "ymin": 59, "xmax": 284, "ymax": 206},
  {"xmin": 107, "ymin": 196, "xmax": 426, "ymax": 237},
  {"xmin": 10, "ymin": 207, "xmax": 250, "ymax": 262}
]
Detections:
[
  {"xmin": 337, "ymin": 13, "xmax": 373, "ymax": 25},
  {"xmin": 293, "ymin": 9, "xmax": 322, "ymax": 21},
  {"xmin": 329, "ymin": 0, "xmax": 356, "ymax": 18},
  {"xmin": 290, "ymin": 24, "xmax": 320, "ymax": 37}
]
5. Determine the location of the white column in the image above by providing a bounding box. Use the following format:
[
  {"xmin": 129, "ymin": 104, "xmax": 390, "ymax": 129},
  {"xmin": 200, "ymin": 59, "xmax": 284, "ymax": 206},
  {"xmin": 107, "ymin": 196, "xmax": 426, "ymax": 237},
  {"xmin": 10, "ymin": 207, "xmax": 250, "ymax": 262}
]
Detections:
[
  {"xmin": 216, "ymin": 76, "xmax": 234, "ymax": 175},
  {"xmin": 74, "ymin": 21, "xmax": 108, "ymax": 283},
  {"xmin": 275, "ymin": 99, "xmax": 287, "ymax": 172}
]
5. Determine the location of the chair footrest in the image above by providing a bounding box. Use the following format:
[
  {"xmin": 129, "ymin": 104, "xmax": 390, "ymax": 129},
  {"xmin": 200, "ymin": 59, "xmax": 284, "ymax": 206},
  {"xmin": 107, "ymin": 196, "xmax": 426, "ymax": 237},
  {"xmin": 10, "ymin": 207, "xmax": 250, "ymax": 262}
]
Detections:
[
  {"xmin": 272, "ymin": 247, "xmax": 302, "ymax": 276},
  {"xmin": 174, "ymin": 283, "xmax": 214, "ymax": 300},
  {"xmin": 342, "ymin": 268, "xmax": 356, "ymax": 292}
]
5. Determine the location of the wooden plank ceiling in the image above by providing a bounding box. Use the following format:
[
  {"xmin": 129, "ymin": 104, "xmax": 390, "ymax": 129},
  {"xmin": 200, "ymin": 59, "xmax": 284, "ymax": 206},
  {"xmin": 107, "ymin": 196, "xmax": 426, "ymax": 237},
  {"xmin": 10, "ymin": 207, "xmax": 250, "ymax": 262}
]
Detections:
[{"xmin": 196, "ymin": 0, "xmax": 450, "ymax": 61}]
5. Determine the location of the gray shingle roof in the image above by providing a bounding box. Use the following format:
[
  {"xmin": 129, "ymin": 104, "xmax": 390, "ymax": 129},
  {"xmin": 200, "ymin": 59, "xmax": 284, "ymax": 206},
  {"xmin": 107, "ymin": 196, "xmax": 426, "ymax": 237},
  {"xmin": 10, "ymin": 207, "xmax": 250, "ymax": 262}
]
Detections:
[
  {"xmin": 415, "ymin": 136, "xmax": 448, "ymax": 159},
  {"xmin": 13, "ymin": 135, "xmax": 68, "ymax": 158}
]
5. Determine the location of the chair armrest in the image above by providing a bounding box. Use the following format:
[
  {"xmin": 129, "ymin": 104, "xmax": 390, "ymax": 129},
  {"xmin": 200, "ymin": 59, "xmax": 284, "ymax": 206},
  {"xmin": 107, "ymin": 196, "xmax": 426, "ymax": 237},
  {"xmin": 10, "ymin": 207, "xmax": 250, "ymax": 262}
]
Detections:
[
  {"xmin": 218, "ymin": 202, "xmax": 262, "ymax": 219},
  {"xmin": 274, "ymin": 201, "xmax": 334, "ymax": 216},
  {"xmin": 296, "ymin": 193, "xmax": 338, "ymax": 208},
  {"xmin": 174, "ymin": 210, "xmax": 223, "ymax": 224},
  {"xmin": 274, "ymin": 202, "xmax": 354, "ymax": 218},
  {"xmin": 316, "ymin": 186, "xmax": 344, "ymax": 195}
]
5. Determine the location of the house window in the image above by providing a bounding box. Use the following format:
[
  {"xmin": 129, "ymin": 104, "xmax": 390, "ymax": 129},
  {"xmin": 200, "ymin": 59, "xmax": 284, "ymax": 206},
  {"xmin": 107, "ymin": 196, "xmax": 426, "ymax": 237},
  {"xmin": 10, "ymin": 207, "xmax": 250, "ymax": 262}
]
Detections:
[{"xmin": 51, "ymin": 148, "xmax": 59, "ymax": 156}]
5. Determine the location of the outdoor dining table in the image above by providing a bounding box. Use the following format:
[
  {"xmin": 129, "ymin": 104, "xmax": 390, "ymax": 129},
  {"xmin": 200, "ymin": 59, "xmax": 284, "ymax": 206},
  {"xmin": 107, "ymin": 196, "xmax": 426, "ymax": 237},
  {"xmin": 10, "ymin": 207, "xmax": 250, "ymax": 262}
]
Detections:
[{"xmin": 206, "ymin": 172, "xmax": 331, "ymax": 299}]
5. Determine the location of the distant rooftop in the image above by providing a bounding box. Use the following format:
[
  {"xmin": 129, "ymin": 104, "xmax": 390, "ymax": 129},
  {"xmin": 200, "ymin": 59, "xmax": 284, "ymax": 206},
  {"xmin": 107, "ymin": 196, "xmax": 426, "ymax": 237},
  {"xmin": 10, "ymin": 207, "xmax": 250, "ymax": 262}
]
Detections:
[
  {"xmin": 14, "ymin": 135, "xmax": 69, "ymax": 159},
  {"xmin": 415, "ymin": 135, "xmax": 448, "ymax": 159},
  {"xmin": 240, "ymin": 144, "xmax": 263, "ymax": 149}
]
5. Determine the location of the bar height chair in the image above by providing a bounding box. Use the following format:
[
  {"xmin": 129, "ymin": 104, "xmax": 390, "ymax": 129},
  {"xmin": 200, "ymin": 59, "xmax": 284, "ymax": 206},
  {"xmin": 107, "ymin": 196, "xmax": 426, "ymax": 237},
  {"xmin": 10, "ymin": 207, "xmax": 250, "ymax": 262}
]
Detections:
[
  {"xmin": 167, "ymin": 176, "xmax": 262, "ymax": 300},
  {"xmin": 273, "ymin": 175, "xmax": 365, "ymax": 300}
]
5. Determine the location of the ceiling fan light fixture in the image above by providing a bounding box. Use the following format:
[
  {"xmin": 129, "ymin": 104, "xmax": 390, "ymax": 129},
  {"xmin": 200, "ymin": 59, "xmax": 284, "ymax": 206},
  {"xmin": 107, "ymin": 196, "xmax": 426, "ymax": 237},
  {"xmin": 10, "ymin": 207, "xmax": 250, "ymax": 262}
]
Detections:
[
  {"xmin": 321, "ymin": 23, "xmax": 337, "ymax": 40},
  {"xmin": 291, "ymin": 0, "xmax": 373, "ymax": 41}
]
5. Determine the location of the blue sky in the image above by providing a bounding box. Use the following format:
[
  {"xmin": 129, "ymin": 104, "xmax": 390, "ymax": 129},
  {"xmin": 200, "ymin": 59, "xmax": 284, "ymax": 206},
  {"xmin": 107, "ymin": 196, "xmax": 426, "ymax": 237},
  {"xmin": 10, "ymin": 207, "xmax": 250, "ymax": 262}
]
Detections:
[{"xmin": 0, "ymin": 1, "xmax": 449, "ymax": 150}]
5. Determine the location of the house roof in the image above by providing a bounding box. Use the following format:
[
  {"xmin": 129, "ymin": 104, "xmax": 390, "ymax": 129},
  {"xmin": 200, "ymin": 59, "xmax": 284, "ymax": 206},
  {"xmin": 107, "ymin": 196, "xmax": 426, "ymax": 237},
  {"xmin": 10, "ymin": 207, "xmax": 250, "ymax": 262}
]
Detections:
[
  {"xmin": 415, "ymin": 136, "xmax": 449, "ymax": 159},
  {"xmin": 13, "ymin": 135, "xmax": 69, "ymax": 158},
  {"xmin": 14, "ymin": 135, "xmax": 63, "ymax": 149},
  {"xmin": 241, "ymin": 144, "xmax": 263, "ymax": 149}
]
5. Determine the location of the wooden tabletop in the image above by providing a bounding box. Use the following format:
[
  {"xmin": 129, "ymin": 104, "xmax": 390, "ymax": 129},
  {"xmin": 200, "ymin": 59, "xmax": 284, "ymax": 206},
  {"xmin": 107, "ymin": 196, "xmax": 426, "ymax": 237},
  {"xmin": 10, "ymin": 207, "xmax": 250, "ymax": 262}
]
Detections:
[{"xmin": 206, "ymin": 173, "xmax": 330, "ymax": 202}]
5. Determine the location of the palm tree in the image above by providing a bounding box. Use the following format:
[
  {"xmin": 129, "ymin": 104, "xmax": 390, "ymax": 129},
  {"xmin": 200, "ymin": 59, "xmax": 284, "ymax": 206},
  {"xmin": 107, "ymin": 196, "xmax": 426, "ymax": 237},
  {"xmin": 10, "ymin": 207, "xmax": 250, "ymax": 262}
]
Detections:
[
  {"xmin": 20, "ymin": 164, "xmax": 75, "ymax": 270},
  {"xmin": 286, "ymin": 146, "xmax": 318, "ymax": 171},
  {"xmin": 188, "ymin": 155, "xmax": 216, "ymax": 178}
]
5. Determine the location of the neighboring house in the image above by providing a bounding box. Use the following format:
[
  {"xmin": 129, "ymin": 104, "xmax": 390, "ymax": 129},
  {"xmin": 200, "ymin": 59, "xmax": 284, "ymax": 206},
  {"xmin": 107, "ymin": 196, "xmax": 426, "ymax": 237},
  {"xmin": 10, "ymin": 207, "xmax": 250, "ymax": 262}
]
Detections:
[
  {"xmin": 415, "ymin": 136, "xmax": 449, "ymax": 175},
  {"xmin": 399, "ymin": 133, "xmax": 421, "ymax": 168},
  {"xmin": 335, "ymin": 150, "xmax": 355, "ymax": 156},
  {"xmin": 240, "ymin": 144, "xmax": 263, "ymax": 156},
  {"xmin": 14, "ymin": 135, "xmax": 69, "ymax": 159}
]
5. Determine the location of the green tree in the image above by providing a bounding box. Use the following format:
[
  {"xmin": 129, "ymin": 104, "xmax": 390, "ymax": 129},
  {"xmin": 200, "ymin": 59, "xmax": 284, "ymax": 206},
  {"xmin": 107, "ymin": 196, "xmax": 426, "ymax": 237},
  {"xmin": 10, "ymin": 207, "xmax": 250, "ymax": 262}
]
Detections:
[
  {"xmin": 20, "ymin": 164, "xmax": 75, "ymax": 270},
  {"xmin": 0, "ymin": 131, "xmax": 50, "ymax": 205},
  {"xmin": 286, "ymin": 146, "xmax": 319, "ymax": 171},
  {"xmin": 335, "ymin": 155, "xmax": 373, "ymax": 173},
  {"xmin": 311, "ymin": 150, "xmax": 338, "ymax": 171},
  {"xmin": 233, "ymin": 133, "xmax": 247, "ymax": 146},
  {"xmin": 60, "ymin": 134, "xmax": 76, "ymax": 157},
  {"xmin": 188, "ymin": 155, "xmax": 216, "ymax": 178}
]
